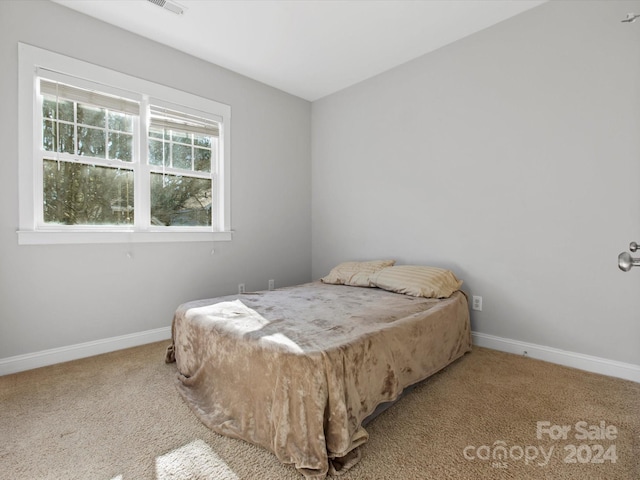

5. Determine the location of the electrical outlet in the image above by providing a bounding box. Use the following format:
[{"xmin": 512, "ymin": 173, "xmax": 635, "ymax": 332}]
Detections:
[
  {"xmin": 268, "ymin": 279, "xmax": 275, "ymax": 290},
  {"xmin": 472, "ymin": 295, "xmax": 483, "ymax": 311},
  {"xmin": 238, "ymin": 283, "xmax": 245, "ymax": 294}
]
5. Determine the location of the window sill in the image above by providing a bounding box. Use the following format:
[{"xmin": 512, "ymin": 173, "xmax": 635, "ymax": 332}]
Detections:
[{"xmin": 17, "ymin": 230, "xmax": 233, "ymax": 245}]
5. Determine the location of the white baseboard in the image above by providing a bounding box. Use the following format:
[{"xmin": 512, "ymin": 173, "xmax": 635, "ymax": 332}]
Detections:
[
  {"xmin": 2, "ymin": 328, "xmax": 638, "ymax": 383},
  {"xmin": 472, "ymin": 332, "xmax": 640, "ymax": 384},
  {"xmin": 0, "ymin": 326, "xmax": 172, "ymax": 376}
]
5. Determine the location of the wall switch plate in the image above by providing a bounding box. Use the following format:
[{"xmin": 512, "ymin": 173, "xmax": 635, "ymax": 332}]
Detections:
[
  {"xmin": 268, "ymin": 279, "xmax": 275, "ymax": 290},
  {"xmin": 472, "ymin": 295, "xmax": 483, "ymax": 311},
  {"xmin": 238, "ymin": 283, "xmax": 245, "ymax": 294}
]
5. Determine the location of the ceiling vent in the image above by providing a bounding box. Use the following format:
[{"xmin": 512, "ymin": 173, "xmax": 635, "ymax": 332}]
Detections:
[{"xmin": 147, "ymin": 0, "xmax": 184, "ymax": 16}]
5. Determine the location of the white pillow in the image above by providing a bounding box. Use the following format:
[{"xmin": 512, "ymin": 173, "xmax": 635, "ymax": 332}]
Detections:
[
  {"xmin": 371, "ymin": 265, "xmax": 462, "ymax": 298},
  {"xmin": 321, "ymin": 260, "xmax": 396, "ymax": 287}
]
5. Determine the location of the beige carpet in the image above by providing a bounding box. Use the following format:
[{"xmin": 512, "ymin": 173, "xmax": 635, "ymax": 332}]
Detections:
[{"xmin": 1, "ymin": 342, "xmax": 638, "ymax": 480}]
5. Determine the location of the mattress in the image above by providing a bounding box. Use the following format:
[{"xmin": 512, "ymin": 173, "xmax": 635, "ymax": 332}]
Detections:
[{"xmin": 166, "ymin": 281, "xmax": 471, "ymax": 479}]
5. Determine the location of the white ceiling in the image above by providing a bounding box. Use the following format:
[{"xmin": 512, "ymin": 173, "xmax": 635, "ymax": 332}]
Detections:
[{"xmin": 52, "ymin": 0, "xmax": 547, "ymax": 101}]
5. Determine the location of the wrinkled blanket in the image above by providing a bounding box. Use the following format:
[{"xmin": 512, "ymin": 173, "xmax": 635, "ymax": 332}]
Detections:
[{"xmin": 166, "ymin": 282, "xmax": 471, "ymax": 478}]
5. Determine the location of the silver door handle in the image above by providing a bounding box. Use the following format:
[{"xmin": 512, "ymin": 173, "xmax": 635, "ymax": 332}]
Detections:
[
  {"xmin": 618, "ymin": 251, "xmax": 640, "ymax": 271},
  {"xmin": 630, "ymin": 241, "xmax": 640, "ymax": 252}
]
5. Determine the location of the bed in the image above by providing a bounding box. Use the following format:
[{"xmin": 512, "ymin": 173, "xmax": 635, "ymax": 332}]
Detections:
[{"xmin": 165, "ymin": 263, "xmax": 471, "ymax": 479}]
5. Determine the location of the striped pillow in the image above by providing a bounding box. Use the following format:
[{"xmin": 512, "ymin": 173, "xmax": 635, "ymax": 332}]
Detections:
[
  {"xmin": 321, "ymin": 259, "xmax": 396, "ymax": 287},
  {"xmin": 371, "ymin": 265, "xmax": 462, "ymax": 298}
]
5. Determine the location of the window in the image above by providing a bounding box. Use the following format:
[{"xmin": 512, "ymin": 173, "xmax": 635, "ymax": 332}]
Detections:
[
  {"xmin": 18, "ymin": 43, "xmax": 231, "ymax": 245},
  {"xmin": 147, "ymin": 105, "xmax": 218, "ymax": 227},
  {"xmin": 40, "ymin": 79, "xmax": 139, "ymax": 227}
]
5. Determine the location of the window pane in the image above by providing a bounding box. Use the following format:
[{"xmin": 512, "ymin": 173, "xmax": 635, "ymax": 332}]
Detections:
[
  {"xmin": 149, "ymin": 127, "xmax": 163, "ymax": 140},
  {"xmin": 77, "ymin": 103, "xmax": 106, "ymax": 128},
  {"xmin": 43, "ymin": 120, "xmax": 55, "ymax": 151},
  {"xmin": 59, "ymin": 100, "xmax": 74, "ymax": 122},
  {"xmin": 42, "ymin": 99, "xmax": 56, "ymax": 119},
  {"xmin": 150, "ymin": 173, "xmax": 211, "ymax": 226},
  {"xmin": 194, "ymin": 134, "xmax": 211, "ymax": 148},
  {"xmin": 108, "ymin": 132, "xmax": 133, "ymax": 162},
  {"xmin": 43, "ymin": 121, "xmax": 74, "ymax": 154},
  {"xmin": 43, "ymin": 159, "xmax": 134, "ymax": 225},
  {"xmin": 42, "ymin": 98, "xmax": 73, "ymax": 122},
  {"xmin": 194, "ymin": 148, "xmax": 211, "ymax": 172},
  {"xmin": 148, "ymin": 138, "xmax": 168, "ymax": 166},
  {"xmin": 77, "ymin": 126, "xmax": 106, "ymax": 158},
  {"xmin": 171, "ymin": 129, "xmax": 191, "ymax": 144},
  {"xmin": 108, "ymin": 111, "xmax": 133, "ymax": 133},
  {"xmin": 58, "ymin": 123, "xmax": 75, "ymax": 154},
  {"xmin": 172, "ymin": 143, "xmax": 192, "ymax": 170}
]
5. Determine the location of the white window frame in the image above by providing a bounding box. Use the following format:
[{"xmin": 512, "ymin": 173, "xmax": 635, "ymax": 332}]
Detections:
[{"xmin": 18, "ymin": 43, "xmax": 232, "ymax": 245}]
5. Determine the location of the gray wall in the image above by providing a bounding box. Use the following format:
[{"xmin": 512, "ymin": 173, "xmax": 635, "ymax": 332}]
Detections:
[
  {"xmin": 312, "ymin": 0, "xmax": 640, "ymax": 365},
  {"xmin": 0, "ymin": 1, "xmax": 311, "ymax": 358},
  {"xmin": 3, "ymin": 0, "xmax": 639, "ymax": 369}
]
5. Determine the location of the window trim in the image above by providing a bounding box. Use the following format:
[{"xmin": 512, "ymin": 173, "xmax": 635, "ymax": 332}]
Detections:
[{"xmin": 18, "ymin": 43, "xmax": 232, "ymax": 245}]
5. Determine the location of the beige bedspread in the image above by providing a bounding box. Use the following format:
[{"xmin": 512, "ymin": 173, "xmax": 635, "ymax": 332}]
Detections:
[{"xmin": 166, "ymin": 282, "xmax": 471, "ymax": 479}]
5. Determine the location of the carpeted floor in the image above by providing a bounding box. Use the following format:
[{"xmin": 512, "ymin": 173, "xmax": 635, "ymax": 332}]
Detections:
[{"xmin": 1, "ymin": 341, "xmax": 638, "ymax": 480}]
